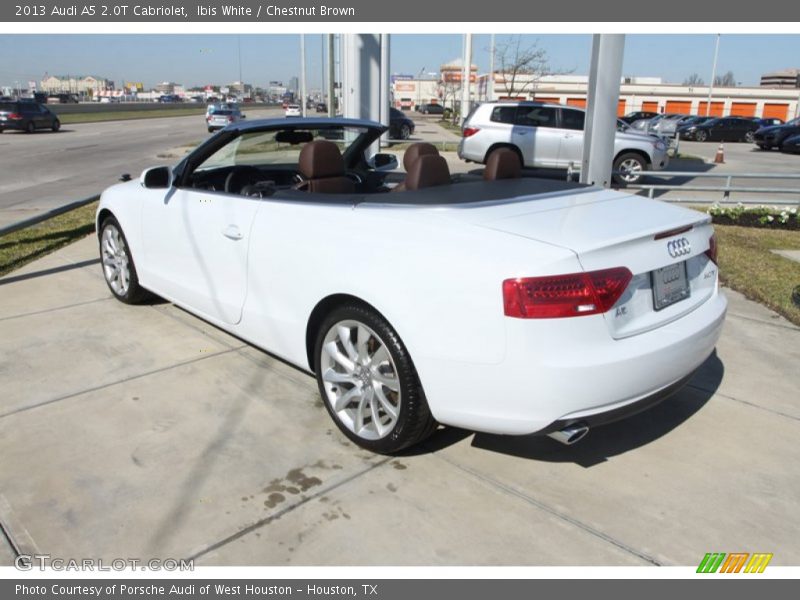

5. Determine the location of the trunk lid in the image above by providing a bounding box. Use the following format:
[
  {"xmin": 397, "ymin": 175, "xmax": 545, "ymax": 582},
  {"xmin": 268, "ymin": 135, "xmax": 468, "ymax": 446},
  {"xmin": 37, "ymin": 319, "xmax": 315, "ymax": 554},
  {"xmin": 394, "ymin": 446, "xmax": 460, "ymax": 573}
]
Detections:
[{"xmin": 470, "ymin": 189, "xmax": 718, "ymax": 338}]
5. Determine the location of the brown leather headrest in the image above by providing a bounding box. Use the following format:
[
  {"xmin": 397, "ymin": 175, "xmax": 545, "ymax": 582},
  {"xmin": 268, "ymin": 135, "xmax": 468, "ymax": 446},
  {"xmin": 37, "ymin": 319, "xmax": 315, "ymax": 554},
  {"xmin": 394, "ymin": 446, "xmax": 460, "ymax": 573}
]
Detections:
[
  {"xmin": 484, "ymin": 148, "xmax": 521, "ymax": 180},
  {"xmin": 405, "ymin": 154, "xmax": 451, "ymax": 191},
  {"xmin": 298, "ymin": 140, "xmax": 345, "ymax": 179},
  {"xmin": 402, "ymin": 142, "xmax": 439, "ymax": 172}
]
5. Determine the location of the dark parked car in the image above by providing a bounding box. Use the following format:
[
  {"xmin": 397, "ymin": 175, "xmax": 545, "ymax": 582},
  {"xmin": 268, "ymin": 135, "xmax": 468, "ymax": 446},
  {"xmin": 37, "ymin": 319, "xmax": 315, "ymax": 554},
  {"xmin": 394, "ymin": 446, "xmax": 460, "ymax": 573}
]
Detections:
[
  {"xmin": 418, "ymin": 103, "xmax": 445, "ymax": 115},
  {"xmin": 389, "ymin": 107, "xmax": 415, "ymax": 139},
  {"xmin": 620, "ymin": 111, "xmax": 660, "ymax": 124},
  {"xmin": 315, "ymin": 102, "xmax": 328, "ymax": 113},
  {"xmin": 0, "ymin": 101, "xmax": 60, "ymax": 133},
  {"xmin": 676, "ymin": 117, "xmax": 759, "ymax": 143},
  {"xmin": 779, "ymin": 133, "xmax": 800, "ymax": 154},
  {"xmin": 753, "ymin": 117, "xmax": 800, "ymax": 150},
  {"xmin": 751, "ymin": 117, "xmax": 784, "ymax": 128}
]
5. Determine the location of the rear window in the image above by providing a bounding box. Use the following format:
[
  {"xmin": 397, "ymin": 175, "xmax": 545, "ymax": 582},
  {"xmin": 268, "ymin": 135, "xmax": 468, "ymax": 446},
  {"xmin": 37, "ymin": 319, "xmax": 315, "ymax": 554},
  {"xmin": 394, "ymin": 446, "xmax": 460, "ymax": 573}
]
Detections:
[
  {"xmin": 213, "ymin": 110, "xmax": 233, "ymax": 116},
  {"xmin": 515, "ymin": 106, "xmax": 557, "ymax": 128},
  {"xmin": 490, "ymin": 106, "xmax": 517, "ymax": 124},
  {"xmin": 0, "ymin": 102, "xmax": 18, "ymax": 112}
]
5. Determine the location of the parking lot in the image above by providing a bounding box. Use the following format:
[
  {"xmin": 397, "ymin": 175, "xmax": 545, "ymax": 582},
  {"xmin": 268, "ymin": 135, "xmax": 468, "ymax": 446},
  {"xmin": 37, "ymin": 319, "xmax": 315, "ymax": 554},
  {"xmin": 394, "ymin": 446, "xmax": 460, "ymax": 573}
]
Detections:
[{"xmin": 0, "ymin": 233, "xmax": 798, "ymax": 566}]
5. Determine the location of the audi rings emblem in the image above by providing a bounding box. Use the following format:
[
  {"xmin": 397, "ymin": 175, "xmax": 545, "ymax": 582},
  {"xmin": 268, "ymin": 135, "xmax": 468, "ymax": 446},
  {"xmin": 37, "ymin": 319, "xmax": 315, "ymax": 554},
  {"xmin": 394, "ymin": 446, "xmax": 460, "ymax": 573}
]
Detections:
[{"xmin": 667, "ymin": 237, "xmax": 691, "ymax": 258}]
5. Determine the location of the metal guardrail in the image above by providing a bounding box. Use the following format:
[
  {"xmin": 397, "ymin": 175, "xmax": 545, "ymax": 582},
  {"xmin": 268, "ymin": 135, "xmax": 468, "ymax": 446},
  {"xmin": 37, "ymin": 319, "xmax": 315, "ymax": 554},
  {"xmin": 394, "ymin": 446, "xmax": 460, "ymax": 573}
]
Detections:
[
  {"xmin": 0, "ymin": 194, "xmax": 100, "ymax": 238},
  {"xmin": 621, "ymin": 171, "xmax": 800, "ymax": 205}
]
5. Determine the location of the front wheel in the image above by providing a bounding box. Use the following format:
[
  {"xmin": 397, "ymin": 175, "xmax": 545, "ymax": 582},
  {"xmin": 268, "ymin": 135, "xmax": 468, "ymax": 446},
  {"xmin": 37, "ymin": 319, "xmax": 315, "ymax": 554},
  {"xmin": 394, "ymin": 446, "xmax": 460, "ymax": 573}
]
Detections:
[
  {"xmin": 314, "ymin": 303, "xmax": 437, "ymax": 454},
  {"xmin": 695, "ymin": 130, "xmax": 708, "ymax": 142},
  {"xmin": 99, "ymin": 216, "xmax": 149, "ymax": 304},
  {"xmin": 399, "ymin": 124, "xmax": 411, "ymax": 140},
  {"xmin": 613, "ymin": 152, "xmax": 647, "ymax": 185},
  {"xmin": 52, "ymin": 119, "xmax": 60, "ymax": 132},
  {"xmin": 25, "ymin": 121, "xmax": 35, "ymax": 134},
  {"xmin": 744, "ymin": 131, "xmax": 755, "ymax": 143}
]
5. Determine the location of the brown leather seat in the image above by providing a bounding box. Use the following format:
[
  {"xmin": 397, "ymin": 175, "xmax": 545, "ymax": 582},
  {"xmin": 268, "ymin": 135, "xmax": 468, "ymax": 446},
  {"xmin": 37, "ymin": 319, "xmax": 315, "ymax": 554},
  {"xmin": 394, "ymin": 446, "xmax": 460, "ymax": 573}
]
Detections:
[
  {"xmin": 297, "ymin": 140, "xmax": 356, "ymax": 194},
  {"xmin": 404, "ymin": 154, "xmax": 451, "ymax": 191},
  {"xmin": 393, "ymin": 142, "xmax": 440, "ymax": 192},
  {"xmin": 484, "ymin": 148, "xmax": 522, "ymax": 180}
]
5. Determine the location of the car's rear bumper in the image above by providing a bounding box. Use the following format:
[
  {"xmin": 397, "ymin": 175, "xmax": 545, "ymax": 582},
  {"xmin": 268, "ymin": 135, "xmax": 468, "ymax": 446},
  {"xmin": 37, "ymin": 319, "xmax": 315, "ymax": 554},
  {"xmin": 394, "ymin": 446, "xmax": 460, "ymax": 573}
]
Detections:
[{"xmin": 416, "ymin": 289, "xmax": 727, "ymax": 436}]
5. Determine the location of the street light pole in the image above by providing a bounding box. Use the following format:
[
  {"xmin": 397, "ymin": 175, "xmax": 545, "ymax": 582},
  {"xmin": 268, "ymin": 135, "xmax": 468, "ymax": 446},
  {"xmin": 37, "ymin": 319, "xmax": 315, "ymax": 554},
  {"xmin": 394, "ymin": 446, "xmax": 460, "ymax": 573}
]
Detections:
[
  {"xmin": 705, "ymin": 33, "xmax": 720, "ymax": 117},
  {"xmin": 461, "ymin": 33, "xmax": 473, "ymax": 125},
  {"xmin": 300, "ymin": 34, "xmax": 307, "ymax": 117},
  {"xmin": 488, "ymin": 33, "xmax": 495, "ymax": 102},
  {"xmin": 417, "ymin": 66, "xmax": 425, "ymax": 110}
]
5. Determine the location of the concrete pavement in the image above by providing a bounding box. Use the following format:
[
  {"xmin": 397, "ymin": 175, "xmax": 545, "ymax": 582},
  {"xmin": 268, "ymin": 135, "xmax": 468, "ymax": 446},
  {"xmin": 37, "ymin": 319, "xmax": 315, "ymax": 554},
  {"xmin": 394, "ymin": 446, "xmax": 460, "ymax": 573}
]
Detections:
[{"xmin": 0, "ymin": 235, "xmax": 798, "ymax": 567}]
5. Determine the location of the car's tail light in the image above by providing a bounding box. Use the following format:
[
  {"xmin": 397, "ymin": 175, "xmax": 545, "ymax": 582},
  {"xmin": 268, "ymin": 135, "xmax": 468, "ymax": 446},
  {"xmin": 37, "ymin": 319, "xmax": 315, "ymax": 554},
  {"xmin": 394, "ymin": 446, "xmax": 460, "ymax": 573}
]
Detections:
[
  {"xmin": 705, "ymin": 234, "xmax": 718, "ymax": 265},
  {"xmin": 503, "ymin": 267, "xmax": 633, "ymax": 318},
  {"xmin": 7, "ymin": 113, "xmax": 22, "ymax": 120},
  {"xmin": 462, "ymin": 127, "xmax": 480, "ymax": 137}
]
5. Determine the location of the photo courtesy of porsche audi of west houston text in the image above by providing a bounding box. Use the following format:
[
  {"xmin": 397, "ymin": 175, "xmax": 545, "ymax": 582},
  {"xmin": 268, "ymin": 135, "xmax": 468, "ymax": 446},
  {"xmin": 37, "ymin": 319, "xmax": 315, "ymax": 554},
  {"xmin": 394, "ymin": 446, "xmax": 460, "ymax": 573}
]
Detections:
[{"xmin": 96, "ymin": 116, "xmax": 726, "ymax": 454}]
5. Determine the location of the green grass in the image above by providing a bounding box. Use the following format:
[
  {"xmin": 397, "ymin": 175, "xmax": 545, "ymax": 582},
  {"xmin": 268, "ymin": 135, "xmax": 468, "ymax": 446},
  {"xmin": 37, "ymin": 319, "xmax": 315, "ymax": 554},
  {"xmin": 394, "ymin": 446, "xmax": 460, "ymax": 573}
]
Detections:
[
  {"xmin": 713, "ymin": 225, "xmax": 800, "ymax": 325},
  {"xmin": 0, "ymin": 202, "xmax": 97, "ymax": 278},
  {"xmin": 59, "ymin": 108, "xmax": 207, "ymax": 124}
]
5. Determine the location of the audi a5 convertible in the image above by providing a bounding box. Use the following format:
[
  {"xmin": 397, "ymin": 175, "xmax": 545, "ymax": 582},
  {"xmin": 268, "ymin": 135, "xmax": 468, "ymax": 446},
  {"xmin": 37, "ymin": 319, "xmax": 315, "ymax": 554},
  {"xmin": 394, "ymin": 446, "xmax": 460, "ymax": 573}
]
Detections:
[{"xmin": 96, "ymin": 117, "xmax": 727, "ymax": 453}]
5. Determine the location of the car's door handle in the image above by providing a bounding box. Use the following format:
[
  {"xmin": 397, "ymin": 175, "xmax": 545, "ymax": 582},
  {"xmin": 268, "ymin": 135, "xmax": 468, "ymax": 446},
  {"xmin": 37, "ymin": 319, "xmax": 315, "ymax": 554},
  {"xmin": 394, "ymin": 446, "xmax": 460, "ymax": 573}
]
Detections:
[
  {"xmin": 222, "ymin": 225, "xmax": 243, "ymax": 240},
  {"xmin": 514, "ymin": 130, "xmax": 528, "ymax": 135}
]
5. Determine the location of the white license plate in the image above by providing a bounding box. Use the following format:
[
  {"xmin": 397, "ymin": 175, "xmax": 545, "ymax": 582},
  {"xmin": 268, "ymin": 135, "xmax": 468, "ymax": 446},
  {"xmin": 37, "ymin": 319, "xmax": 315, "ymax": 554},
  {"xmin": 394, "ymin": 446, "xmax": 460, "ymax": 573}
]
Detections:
[{"xmin": 652, "ymin": 262, "xmax": 690, "ymax": 311}]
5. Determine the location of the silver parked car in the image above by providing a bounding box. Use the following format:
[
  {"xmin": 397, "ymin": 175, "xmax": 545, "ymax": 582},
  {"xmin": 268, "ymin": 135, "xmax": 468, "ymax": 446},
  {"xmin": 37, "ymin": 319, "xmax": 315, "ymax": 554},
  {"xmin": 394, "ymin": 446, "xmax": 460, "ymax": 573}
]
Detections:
[{"xmin": 458, "ymin": 101, "xmax": 669, "ymax": 184}]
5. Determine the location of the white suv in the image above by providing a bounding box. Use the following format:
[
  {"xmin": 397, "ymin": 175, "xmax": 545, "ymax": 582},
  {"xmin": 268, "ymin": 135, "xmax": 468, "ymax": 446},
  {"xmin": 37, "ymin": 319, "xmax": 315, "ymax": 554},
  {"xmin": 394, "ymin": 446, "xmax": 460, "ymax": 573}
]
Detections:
[{"xmin": 458, "ymin": 101, "xmax": 669, "ymax": 184}]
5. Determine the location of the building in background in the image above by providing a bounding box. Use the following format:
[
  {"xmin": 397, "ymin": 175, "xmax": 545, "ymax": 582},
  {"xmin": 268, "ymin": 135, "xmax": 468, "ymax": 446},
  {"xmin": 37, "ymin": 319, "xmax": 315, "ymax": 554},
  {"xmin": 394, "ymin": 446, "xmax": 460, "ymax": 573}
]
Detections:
[
  {"xmin": 154, "ymin": 81, "xmax": 183, "ymax": 95},
  {"xmin": 760, "ymin": 68, "xmax": 800, "ymax": 88},
  {"xmin": 40, "ymin": 74, "xmax": 112, "ymax": 97}
]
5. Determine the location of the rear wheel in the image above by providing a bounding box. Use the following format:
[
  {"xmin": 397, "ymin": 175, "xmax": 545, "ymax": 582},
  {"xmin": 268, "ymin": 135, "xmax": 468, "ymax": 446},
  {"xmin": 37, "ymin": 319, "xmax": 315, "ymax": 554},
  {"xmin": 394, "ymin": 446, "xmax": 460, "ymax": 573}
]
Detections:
[
  {"xmin": 613, "ymin": 152, "xmax": 647, "ymax": 185},
  {"xmin": 757, "ymin": 144, "xmax": 770, "ymax": 150},
  {"xmin": 744, "ymin": 131, "xmax": 755, "ymax": 143},
  {"xmin": 695, "ymin": 130, "xmax": 708, "ymax": 142},
  {"xmin": 51, "ymin": 119, "xmax": 60, "ymax": 132},
  {"xmin": 399, "ymin": 124, "xmax": 411, "ymax": 140},
  {"xmin": 314, "ymin": 303, "xmax": 437, "ymax": 454},
  {"xmin": 99, "ymin": 216, "xmax": 149, "ymax": 304},
  {"xmin": 25, "ymin": 121, "xmax": 35, "ymax": 134}
]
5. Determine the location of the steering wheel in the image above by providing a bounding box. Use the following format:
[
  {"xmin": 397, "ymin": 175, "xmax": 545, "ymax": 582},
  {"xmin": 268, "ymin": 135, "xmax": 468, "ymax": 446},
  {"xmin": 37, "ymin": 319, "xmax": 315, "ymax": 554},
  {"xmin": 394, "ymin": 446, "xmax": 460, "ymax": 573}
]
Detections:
[{"xmin": 224, "ymin": 166, "xmax": 263, "ymax": 194}]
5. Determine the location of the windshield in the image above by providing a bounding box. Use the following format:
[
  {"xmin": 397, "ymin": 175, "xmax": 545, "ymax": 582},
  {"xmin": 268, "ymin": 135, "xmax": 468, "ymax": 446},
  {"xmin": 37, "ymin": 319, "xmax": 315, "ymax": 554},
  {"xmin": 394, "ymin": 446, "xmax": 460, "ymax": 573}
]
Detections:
[{"xmin": 195, "ymin": 126, "xmax": 370, "ymax": 171}]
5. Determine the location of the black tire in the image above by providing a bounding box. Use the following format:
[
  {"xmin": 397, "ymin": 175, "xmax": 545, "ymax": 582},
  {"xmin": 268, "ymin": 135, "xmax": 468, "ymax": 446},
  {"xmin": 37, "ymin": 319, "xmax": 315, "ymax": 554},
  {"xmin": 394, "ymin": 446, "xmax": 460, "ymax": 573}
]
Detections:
[
  {"xmin": 51, "ymin": 119, "xmax": 60, "ymax": 132},
  {"xmin": 399, "ymin": 124, "xmax": 411, "ymax": 140},
  {"xmin": 25, "ymin": 121, "xmax": 35, "ymax": 134},
  {"xmin": 757, "ymin": 144, "xmax": 770, "ymax": 150},
  {"xmin": 695, "ymin": 130, "xmax": 708, "ymax": 142},
  {"xmin": 313, "ymin": 302, "xmax": 437, "ymax": 454},
  {"xmin": 744, "ymin": 131, "xmax": 755, "ymax": 143},
  {"xmin": 208, "ymin": 127, "xmax": 214, "ymax": 133},
  {"xmin": 98, "ymin": 216, "xmax": 150, "ymax": 304},
  {"xmin": 613, "ymin": 152, "xmax": 647, "ymax": 185}
]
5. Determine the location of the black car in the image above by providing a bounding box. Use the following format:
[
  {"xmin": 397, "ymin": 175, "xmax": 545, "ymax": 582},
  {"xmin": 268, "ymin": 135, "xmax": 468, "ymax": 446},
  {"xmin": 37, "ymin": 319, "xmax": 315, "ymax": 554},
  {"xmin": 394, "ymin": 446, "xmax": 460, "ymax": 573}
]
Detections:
[
  {"xmin": 676, "ymin": 117, "xmax": 759, "ymax": 143},
  {"xmin": 778, "ymin": 133, "xmax": 800, "ymax": 154},
  {"xmin": 620, "ymin": 111, "xmax": 660, "ymax": 124},
  {"xmin": 417, "ymin": 103, "xmax": 445, "ymax": 115},
  {"xmin": 751, "ymin": 117, "xmax": 784, "ymax": 128},
  {"xmin": 315, "ymin": 102, "xmax": 328, "ymax": 113},
  {"xmin": 389, "ymin": 107, "xmax": 415, "ymax": 139},
  {"xmin": 753, "ymin": 117, "xmax": 800, "ymax": 150},
  {"xmin": 0, "ymin": 101, "xmax": 60, "ymax": 133}
]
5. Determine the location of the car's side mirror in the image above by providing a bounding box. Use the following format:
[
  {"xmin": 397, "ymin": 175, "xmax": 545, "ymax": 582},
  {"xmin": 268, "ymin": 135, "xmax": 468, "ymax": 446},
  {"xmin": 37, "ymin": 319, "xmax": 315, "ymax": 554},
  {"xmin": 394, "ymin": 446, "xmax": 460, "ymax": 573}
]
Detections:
[
  {"xmin": 367, "ymin": 153, "xmax": 399, "ymax": 172},
  {"xmin": 141, "ymin": 166, "xmax": 173, "ymax": 189}
]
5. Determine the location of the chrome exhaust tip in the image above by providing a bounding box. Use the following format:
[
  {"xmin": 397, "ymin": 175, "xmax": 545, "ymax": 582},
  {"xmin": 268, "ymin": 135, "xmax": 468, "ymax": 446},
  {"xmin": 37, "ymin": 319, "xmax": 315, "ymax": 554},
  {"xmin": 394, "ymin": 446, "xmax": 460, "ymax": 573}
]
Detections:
[{"xmin": 547, "ymin": 422, "xmax": 590, "ymax": 445}]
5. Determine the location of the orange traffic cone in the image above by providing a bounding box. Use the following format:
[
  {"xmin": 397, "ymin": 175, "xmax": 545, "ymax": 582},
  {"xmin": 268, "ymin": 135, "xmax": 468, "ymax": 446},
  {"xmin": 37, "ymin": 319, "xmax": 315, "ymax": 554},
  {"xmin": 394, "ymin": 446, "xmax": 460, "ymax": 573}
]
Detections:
[{"xmin": 714, "ymin": 143, "xmax": 725, "ymax": 164}]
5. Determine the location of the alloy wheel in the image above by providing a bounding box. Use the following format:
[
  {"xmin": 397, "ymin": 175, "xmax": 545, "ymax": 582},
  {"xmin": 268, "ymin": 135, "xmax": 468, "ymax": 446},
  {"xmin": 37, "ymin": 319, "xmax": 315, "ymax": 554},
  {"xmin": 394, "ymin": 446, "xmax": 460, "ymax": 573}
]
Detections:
[{"xmin": 101, "ymin": 224, "xmax": 131, "ymax": 296}]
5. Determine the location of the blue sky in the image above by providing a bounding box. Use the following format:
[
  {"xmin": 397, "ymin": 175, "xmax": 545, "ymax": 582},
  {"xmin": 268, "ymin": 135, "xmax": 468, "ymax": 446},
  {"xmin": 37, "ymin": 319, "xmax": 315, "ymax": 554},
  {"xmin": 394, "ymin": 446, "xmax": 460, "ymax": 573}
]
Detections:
[{"xmin": 0, "ymin": 34, "xmax": 798, "ymax": 89}]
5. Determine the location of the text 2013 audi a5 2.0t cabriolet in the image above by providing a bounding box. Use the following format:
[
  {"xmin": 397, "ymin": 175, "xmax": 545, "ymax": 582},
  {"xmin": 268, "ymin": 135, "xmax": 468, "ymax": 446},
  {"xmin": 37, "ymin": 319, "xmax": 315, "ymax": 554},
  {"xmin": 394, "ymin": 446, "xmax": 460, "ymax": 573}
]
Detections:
[{"xmin": 96, "ymin": 117, "xmax": 726, "ymax": 453}]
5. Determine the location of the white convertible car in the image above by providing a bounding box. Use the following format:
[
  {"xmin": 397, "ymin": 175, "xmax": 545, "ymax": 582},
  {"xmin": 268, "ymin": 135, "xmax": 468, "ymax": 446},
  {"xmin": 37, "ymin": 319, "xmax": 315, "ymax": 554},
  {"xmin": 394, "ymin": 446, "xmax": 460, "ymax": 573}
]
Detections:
[{"xmin": 97, "ymin": 117, "xmax": 727, "ymax": 453}]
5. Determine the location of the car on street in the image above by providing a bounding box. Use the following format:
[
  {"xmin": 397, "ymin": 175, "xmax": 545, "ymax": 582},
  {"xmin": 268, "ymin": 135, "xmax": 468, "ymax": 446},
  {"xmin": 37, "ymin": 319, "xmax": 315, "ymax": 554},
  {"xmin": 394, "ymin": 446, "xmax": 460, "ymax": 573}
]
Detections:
[
  {"xmin": 206, "ymin": 107, "xmax": 244, "ymax": 132},
  {"xmin": 389, "ymin": 107, "xmax": 415, "ymax": 139},
  {"xmin": 418, "ymin": 103, "xmax": 445, "ymax": 115},
  {"xmin": 285, "ymin": 104, "xmax": 302, "ymax": 117},
  {"xmin": 0, "ymin": 101, "xmax": 60, "ymax": 133},
  {"xmin": 676, "ymin": 117, "xmax": 760, "ymax": 143},
  {"xmin": 752, "ymin": 117, "xmax": 800, "ymax": 150},
  {"xmin": 458, "ymin": 101, "xmax": 669, "ymax": 184},
  {"xmin": 95, "ymin": 116, "xmax": 725, "ymax": 453},
  {"xmin": 316, "ymin": 103, "xmax": 328, "ymax": 113},
  {"xmin": 620, "ymin": 111, "xmax": 660, "ymax": 124},
  {"xmin": 751, "ymin": 117, "xmax": 784, "ymax": 128}
]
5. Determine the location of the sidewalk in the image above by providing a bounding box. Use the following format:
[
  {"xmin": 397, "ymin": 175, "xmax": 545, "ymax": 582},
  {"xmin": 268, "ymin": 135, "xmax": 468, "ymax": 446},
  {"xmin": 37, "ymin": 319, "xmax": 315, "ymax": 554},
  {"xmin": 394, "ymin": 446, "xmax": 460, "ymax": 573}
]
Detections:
[{"xmin": 0, "ymin": 235, "xmax": 798, "ymax": 566}]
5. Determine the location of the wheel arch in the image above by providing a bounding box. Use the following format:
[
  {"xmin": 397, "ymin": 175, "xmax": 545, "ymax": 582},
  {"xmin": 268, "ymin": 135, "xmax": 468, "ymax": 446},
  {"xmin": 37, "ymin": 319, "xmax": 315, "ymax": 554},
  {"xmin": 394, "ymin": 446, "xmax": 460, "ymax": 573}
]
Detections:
[
  {"xmin": 613, "ymin": 148, "xmax": 651, "ymax": 168},
  {"xmin": 96, "ymin": 208, "xmax": 115, "ymax": 235},
  {"xmin": 483, "ymin": 143, "xmax": 523, "ymax": 166},
  {"xmin": 305, "ymin": 293, "xmax": 387, "ymax": 372}
]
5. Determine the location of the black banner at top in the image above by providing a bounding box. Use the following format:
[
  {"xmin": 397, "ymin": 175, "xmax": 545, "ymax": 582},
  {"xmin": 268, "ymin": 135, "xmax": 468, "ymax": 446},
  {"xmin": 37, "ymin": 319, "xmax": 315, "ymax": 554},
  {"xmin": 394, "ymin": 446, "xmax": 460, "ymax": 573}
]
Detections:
[{"xmin": 1, "ymin": 0, "xmax": 799, "ymax": 22}]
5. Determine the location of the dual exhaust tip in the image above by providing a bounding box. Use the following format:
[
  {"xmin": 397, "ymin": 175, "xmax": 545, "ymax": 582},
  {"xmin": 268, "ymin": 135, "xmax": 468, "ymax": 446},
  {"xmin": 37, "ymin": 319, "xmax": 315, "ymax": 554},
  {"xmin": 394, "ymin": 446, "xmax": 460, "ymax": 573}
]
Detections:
[{"xmin": 546, "ymin": 422, "xmax": 590, "ymax": 445}]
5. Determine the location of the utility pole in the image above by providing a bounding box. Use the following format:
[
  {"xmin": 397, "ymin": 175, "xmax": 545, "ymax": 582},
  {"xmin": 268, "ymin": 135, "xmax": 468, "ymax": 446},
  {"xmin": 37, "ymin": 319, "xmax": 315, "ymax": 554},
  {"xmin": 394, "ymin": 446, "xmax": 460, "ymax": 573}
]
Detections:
[
  {"xmin": 488, "ymin": 33, "xmax": 495, "ymax": 102},
  {"xmin": 380, "ymin": 34, "xmax": 390, "ymax": 146},
  {"xmin": 300, "ymin": 34, "xmax": 307, "ymax": 117},
  {"xmin": 705, "ymin": 34, "xmax": 720, "ymax": 116},
  {"xmin": 460, "ymin": 33, "xmax": 473, "ymax": 125},
  {"xmin": 327, "ymin": 34, "xmax": 335, "ymax": 117}
]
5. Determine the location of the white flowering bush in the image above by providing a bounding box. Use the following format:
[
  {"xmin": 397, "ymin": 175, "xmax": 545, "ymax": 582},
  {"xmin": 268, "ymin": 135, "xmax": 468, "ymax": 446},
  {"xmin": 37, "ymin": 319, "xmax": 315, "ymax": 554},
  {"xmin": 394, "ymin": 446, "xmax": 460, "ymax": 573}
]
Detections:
[{"xmin": 707, "ymin": 203, "xmax": 800, "ymax": 230}]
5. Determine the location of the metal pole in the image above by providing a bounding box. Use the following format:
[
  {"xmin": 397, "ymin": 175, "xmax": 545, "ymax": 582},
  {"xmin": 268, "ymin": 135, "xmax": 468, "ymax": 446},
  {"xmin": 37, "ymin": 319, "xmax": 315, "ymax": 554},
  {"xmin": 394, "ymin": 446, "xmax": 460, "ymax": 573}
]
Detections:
[
  {"xmin": 380, "ymin": 34, "xmax": 390, "ymax": 147},
  {"xmin": 417, "ymin": 66, "xmax": 425, "ymax": 109},
  {"xmin": 237, "ymin": 36, "xmax": 243, "ymax": 85},
  {"xmin": 300, "ymin": 34, "xmax": 307, "ymax": 117},
  {"xmin": 581, "ymin": 34, "xmax": 626, "ymax": 188},
  {"xmin": 488, "ymin": 33, "xmax": 495, "ymax": 102},
  {"xmin": 327, "ymin": 34, "xmax": 335, "ymax": 117},
  {"xmin": 461, "ymin": 33, "xmax": 473, "ymax": 125},
  {"xmin": 321, "ymin": 34, "xmax": 326, "ymax": 105},
  {"xmin": 705, "ymin": 34, "xmax": 720, "ymax": 116}
]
